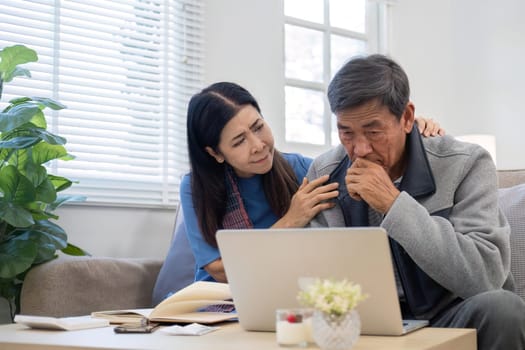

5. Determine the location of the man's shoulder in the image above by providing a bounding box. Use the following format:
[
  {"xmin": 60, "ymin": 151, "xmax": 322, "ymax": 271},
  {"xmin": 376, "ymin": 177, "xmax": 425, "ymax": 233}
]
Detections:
[
  {"xmin": 423, "ymin": 134, "xmax": 484, "ymax": 159},
  {"xmin": 310, "ymin": 145, "xmax": 347, "ymax": 176},
  {"xmin": 423, "ymin": 135, "xmax": 497, "ymax": 183}
]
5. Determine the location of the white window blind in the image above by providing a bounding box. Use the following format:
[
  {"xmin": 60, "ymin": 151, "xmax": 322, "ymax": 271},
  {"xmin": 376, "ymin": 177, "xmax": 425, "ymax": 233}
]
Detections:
[{"xmin": 0, "ymin": 0, "xmax": 204, "ymax": 208}]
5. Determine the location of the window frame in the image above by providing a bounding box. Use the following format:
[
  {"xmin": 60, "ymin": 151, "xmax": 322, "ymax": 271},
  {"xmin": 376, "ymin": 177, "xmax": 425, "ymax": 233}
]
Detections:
[{"xmin": 282, "ymin": 0, "xmax": 390, "ymax": 155}]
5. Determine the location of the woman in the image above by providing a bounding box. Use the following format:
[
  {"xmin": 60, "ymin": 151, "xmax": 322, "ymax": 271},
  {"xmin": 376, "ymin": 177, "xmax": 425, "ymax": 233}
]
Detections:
[{"xmin": 181, "ymin": 82, "xmax": 444, "ymax": 283}]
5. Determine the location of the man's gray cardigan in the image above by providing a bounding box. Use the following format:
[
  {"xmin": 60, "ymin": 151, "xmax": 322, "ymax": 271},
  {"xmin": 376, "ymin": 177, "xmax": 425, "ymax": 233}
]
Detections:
[{"xmin": 306, "ymin": 127, "xmax": 511, "ymax": 320}]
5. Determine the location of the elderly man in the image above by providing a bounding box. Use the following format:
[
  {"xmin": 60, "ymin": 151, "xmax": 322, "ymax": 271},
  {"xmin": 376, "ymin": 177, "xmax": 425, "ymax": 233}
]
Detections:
[{"xmin": 307, "ymin": 54, "xmax": 525, "ymax": 349}]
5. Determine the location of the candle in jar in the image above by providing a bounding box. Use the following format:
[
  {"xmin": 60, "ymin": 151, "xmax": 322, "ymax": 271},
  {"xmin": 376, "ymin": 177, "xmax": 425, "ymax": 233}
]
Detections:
[
  {"xmin": 276, "ymin": 319, "xmax": 307, "ymax": 346},
  {"xmin": 276, "ymin": 309, "xmax": 314, "ymax": 347}
]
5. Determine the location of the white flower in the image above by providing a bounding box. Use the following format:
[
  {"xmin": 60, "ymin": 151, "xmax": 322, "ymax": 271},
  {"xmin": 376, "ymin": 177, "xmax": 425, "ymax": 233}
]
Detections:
[{"xmin": 297, "ymin": 278, "xmax": 367, "ymax": 317}]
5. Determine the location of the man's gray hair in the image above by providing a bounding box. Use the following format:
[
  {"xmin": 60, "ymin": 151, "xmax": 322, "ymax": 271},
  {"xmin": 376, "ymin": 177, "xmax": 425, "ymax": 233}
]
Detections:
[{"xmin": 327, "ymin": 54, "xmax": 410, "ymax": 119}]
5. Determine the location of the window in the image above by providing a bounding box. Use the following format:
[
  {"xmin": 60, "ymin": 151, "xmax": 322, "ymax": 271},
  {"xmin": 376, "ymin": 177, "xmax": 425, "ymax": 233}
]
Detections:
[
  {"xmin": 284, "ymin": 0, "xmax": 388, "ymax": 150},
  {"xmin": 0, "ymin": 0, "xmax": 204, "ymax": 208}
]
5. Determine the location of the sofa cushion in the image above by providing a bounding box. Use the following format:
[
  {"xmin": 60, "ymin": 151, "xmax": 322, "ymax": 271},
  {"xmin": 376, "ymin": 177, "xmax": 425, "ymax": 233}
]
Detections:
[
  {"xmin": 151, "ymin": 205, "xmax": 195, "ymax": 306},
  {"xmin": 499, "ymin": 184, "xmax": 525, "ymax": 300},
  {"xmin": 498, "ymin": 169, "xmax": 525, "ymax": 189},
  {"xmin": 20, "ymin": 256, "xmax": 162, "ymax": 317}
]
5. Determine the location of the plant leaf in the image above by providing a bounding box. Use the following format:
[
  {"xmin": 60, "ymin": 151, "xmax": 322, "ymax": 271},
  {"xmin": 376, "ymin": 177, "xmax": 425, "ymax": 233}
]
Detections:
[
  {"xmin": 29, "ymin": 111, "xmax": 47, "ymax": 129},
  {"xmin": 48, "ymin": 194, "xmax": 86, "ymax": 211},
  {"xmin": 3, "ymin": 100, "xmax": 47, "ymax": 129},
  {"xmin": 21, "ymin": 160, "xmax": 48, "ymax": 188},
  {"xmin": 0, "ymin": 45, "xmax": 37, "ymax": 83},
  {"xmin": 29, "ymin": 209, "xmax": 58, "ymax": 221},
  {"xmin": 0, "ymin": 201, "xmax": 35, "ymax": 227},
  {"xmin": 15, "ymin": 222, "xmax": 68, "ymax": 263},
  {"xmin": 0, "ymin": 136, "xmax": 40, "ymax": 149},
  {"xmin": 8, "ymin": 96, "xmax": 66, "ymax": 112},
  {"xmin": 0, "ymin": 239, "xmax": 37, "ymax": 279},
  {"xmin": 31, "ymin": 97, "xmax": 67, "ymax": 110},
  {"xmin": 32, "ymin": 130, "xmax": 66, "ymax": 146},
  {"xmin": 48, "ymin": 175, "xmax": 73, "ymax": 193},
  {"xmin": 32, "ymin": 142, "xmax": 68, "ymax": 165},
  {"xmin": 32, "ymin": 220, "xmax": 68, "ymax": 242},
  {"xmin": 6, "ymin": 96, "xmax": 31, "ymax": 105},
  {"xmin": 35, "ymin": 178, "xmax": 57, "ymax": 203},
  {"xmin": 24, "ymin": 200, "xmax": 58, "ymax": 221},
  {"xmin": 1, "ymin": 127, "xmax": 65, "ymax": 148},
  {"xmin": 31, "ymin": 243, "xmax": 57, "ymax": 265},
  {"xmin": 0, "ymin": 104, "xmax": 40, "ymax": 133},
  {"xmin": 62, "ymin": 243, "xmax": 90, "ymax": 256},
  {"xmin": 8, "ymin": 67, "xmax": 32, "ymax": 81},
  {"xmin": 0, "ymin": 165, "xmax": 36, "ymax": 204},
  {"xmin": 6, "ymin": 233, "xmax": 56, "ymax": 266}
]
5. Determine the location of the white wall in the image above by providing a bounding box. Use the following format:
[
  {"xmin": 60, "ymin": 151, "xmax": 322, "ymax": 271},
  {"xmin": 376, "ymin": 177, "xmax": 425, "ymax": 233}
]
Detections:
[
  {"xmin": 56, "ymin": 205, "xmax": 175, "ymax": 258},
  {"xmin": 204, "ymin": 0, "xmax": 286, "ymax": 147},
  {"xmin": 388, "ymin": 0, "xmax": 525, "ymax": 170},
  {"xmin": 59, "ymin": 0, "xmax": 525, "ymax": 259},
  {"xmin": 204, "ymin": 0, "xmax": 525, "ymax": 169}
]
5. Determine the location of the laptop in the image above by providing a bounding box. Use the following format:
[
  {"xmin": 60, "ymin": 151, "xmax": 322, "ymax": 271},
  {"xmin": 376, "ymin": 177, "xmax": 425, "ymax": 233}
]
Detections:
[{"xmin": 216, "ymin": 227, "xmax": 429, "ymax": 336}]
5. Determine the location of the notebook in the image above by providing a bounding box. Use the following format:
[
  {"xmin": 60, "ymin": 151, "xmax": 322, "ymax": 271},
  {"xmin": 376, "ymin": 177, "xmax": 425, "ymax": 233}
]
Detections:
[{"xmin": 216, "ymin": 227, "xmax": 429, "ymax": 336}]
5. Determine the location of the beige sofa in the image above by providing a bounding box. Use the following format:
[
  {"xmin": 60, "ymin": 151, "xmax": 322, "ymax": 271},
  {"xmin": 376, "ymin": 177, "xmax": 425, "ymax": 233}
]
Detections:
[{"xmin": 19, "ymin": 169, "xmax": 525, "ymax": 317}]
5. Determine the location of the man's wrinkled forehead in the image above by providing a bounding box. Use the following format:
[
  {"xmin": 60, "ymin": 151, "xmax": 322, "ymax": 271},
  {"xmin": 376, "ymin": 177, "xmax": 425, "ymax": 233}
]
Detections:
[{"xmin": 336, "ymin": 100, "xmax": 390, "ymax": 124}]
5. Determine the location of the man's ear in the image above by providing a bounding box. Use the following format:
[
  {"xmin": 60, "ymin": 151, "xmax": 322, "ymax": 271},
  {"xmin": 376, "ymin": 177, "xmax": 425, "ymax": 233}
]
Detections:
[
  {"xmin": 401, "ymin": 102, "xmax": 416, "ymax": 133},
  {"xmin": 205, "ymin": 146, "xmax": 224, "ymax": 163}
]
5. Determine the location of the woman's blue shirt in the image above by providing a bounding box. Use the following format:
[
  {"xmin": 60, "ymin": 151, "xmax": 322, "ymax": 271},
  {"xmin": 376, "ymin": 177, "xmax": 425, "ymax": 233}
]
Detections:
[{"xmin": 180, "ymin": 153, "xmax": 312, "ymax": 281}]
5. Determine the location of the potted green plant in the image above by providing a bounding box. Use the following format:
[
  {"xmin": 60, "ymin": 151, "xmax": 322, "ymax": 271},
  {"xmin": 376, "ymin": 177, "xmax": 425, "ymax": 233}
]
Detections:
[{"xmin": 0, "ymin": 44, "xmax": 87, "ymax": 320}]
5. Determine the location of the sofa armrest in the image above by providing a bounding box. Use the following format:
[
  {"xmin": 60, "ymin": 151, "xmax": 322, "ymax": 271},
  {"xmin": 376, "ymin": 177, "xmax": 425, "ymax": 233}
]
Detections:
[
  {"xmin": 20, "ymin": 255, "xmax": 163, "ymax": 317},
  {"xmin": 498, "ymin": 169, "xmax": 525, "ymax": 189}
]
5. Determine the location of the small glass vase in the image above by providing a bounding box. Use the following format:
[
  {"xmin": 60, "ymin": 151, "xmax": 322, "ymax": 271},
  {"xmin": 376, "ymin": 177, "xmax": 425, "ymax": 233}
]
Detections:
[{"xmin": 311, "ymin": 309, "xmax": 360, "ymax": 350}]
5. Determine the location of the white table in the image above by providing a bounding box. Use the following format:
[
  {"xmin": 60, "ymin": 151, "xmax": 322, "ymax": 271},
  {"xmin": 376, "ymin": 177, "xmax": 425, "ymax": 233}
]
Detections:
[{"xmin": 0, "ymin": 322, "xmax": 476, "ymax": 350}]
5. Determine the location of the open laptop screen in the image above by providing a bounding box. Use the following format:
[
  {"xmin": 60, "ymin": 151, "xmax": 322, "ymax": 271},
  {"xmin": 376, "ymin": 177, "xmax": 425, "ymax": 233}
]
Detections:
[{"xmin": 217, "ymin": 227, "xmax": 426, "ymax": 335}]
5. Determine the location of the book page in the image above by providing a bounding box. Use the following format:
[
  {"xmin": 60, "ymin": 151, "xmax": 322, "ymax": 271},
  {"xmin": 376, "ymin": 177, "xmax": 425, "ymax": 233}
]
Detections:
[
  {"xmin": 151, "ymin": 312, "xmax": 237, "ymax": 324},
  {"xmin": 149, "ymin": 300, "xmax": 234, "ymax": 318},
  {"xmin": 91, "ymin": 281, "xmax": 235, "ymax": 325},
  {"xmin": 91, "ymin": 308, "xmax": 152, "ymax": 324},
  {"xmin": 156, "ymin": 281, "xmax": 232, "ymax": 305},
  {"xmin": 149, "ymin": 281, "xmax": 232, "ymax": 318}
]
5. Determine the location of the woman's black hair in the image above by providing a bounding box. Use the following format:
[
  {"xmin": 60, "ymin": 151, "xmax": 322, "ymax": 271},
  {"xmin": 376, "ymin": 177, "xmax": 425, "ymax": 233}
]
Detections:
[{"xmin": 187, "ymin": 82, "xmax": 299, "ymax": 247}]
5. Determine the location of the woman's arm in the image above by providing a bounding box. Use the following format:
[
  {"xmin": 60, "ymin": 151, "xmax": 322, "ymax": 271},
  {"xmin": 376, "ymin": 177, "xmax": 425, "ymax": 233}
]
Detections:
[{"xmin": 203, "ymin": 259, "xmax": 228, "ymax": 283}]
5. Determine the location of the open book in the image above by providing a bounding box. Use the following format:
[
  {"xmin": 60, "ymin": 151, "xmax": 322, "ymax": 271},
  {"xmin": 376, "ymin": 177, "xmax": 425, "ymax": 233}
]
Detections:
[{"xmin": 91, "ymin": 281, "xmax": 237, "ymax": 324}]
